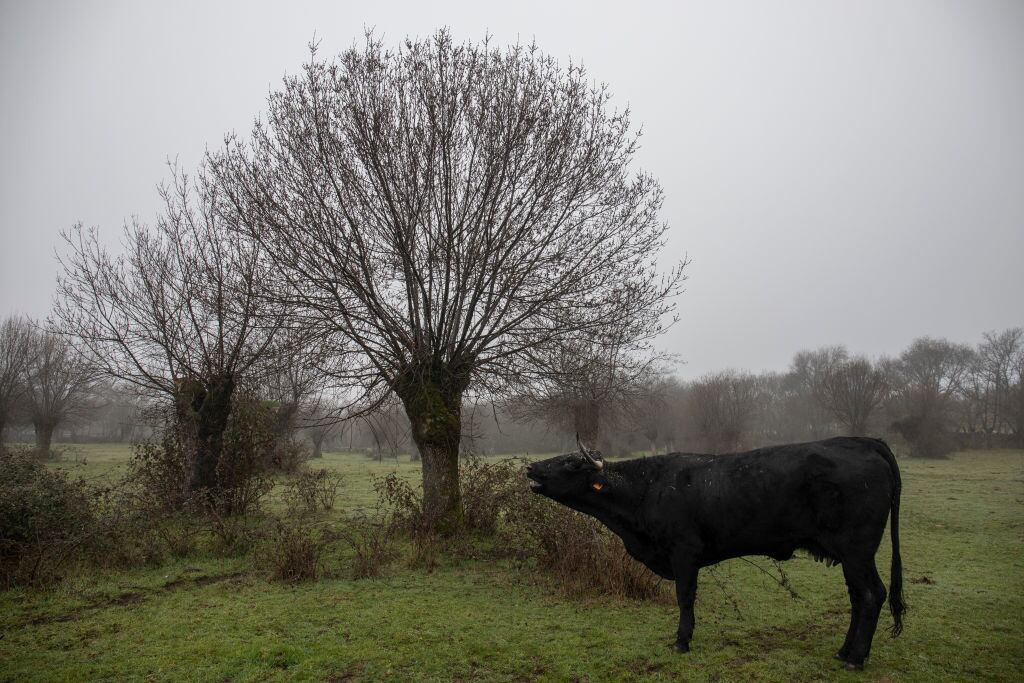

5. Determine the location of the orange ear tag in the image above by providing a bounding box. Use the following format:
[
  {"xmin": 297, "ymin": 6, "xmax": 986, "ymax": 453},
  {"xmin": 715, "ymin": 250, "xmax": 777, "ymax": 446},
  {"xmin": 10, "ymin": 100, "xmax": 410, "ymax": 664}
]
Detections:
[{"xmin": 592, "ymin": 481, "xmax": 604, "ymax": 492}]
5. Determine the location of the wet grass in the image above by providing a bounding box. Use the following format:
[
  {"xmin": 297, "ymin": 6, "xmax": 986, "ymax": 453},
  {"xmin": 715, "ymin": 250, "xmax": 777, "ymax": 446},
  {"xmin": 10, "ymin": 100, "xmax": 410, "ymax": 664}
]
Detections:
[{"xmin": 1, "ymin": 446, "xmax": 1021, "ymax": 681}]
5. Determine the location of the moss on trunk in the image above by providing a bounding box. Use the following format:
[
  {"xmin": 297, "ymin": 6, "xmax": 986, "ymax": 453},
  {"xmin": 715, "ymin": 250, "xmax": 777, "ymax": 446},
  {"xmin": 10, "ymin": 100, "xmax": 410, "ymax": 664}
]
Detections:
[{"xmin": 395, "ymin": 363, "xmax": 468, "ymax": 534}]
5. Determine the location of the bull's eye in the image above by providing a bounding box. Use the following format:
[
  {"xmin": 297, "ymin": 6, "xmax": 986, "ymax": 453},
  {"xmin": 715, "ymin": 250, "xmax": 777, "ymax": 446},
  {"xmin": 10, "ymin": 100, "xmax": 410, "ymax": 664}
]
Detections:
[{"xmin": 591, "ymin": 481, "xmax": 605, "ymax": 492}]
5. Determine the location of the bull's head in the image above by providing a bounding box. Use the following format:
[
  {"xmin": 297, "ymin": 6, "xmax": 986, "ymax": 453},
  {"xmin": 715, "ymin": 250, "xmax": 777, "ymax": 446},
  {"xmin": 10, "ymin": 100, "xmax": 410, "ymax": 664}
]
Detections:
[{"xmin": 526, "ymin": 433, "xmax": 609, "ymax": 503}]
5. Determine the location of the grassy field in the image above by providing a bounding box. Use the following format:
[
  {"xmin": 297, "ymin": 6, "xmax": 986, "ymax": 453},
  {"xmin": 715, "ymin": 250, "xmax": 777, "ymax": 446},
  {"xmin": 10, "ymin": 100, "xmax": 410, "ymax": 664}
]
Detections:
[{"xmin": 1, "ymin": 444, "xmax": 1022, "ymax": 682}]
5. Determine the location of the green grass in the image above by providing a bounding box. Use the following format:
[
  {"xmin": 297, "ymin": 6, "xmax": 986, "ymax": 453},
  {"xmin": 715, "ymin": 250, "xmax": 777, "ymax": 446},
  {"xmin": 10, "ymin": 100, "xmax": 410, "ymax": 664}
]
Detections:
[{"xmin": 1, "ymin": 447, "xmax": 1022, "ymax": 681}]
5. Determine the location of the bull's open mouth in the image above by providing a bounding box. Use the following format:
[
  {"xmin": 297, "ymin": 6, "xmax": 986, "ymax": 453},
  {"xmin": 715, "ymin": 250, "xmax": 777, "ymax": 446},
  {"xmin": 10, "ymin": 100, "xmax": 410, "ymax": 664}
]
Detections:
[{"xmin": 527, "ymin": 476, "xmax": 544, "ymax": 492}]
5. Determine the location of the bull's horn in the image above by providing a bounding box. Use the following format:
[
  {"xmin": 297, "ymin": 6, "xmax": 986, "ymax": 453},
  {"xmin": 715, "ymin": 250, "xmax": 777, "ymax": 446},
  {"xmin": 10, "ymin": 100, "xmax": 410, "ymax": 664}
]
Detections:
[{"xmin": 576, "ymin": 432, "xmax": 603, "ymax": 470}]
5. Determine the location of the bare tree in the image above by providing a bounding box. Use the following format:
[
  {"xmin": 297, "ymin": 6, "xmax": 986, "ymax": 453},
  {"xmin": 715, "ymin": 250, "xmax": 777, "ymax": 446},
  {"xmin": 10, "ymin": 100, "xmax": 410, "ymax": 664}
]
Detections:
[
  {"xmin": 1010, "ymin": 342, "xmax": 1024, "ymax": 448},
  {"xmin": 362, "ymin": 397, "xmax": 411, "ymax": 461},
  {"xmin": 687, "ymin": 371, "xmax": 760, "ymax": 453},
  {"xmin": 258, "ymin": 327, "xmax": 335, "ymax": 442},
  {"xmin": 970, "ymin": 328, "xmax": 1024, "ymax": 446},
  {"xmin": 784, "ymin": 346, "xmax": 848, "ymax": 439},
  {"xmin": 748, "ymin": 371, "xmax": 790, "ymax": 445},
  {"xmin": 211, "ymin": 31, "xmax": 685, "ymax": 530},
  {"xmin": 23, "ymin": 328, "xmax": 95, "ymax": 455},
  {"xmin": 889, "ymin": 337, "xmax": 973, "ymax": 458},
  {"xmin": 0, "ymin": 314, "xmax": 35, "ymax": 444},
  {"xmin": 301, "ymin": 404, "xmax": 345, "ymax": 458},
  {"xmin": 510, "ymin": 328, "xmax": 666, "ymax": 453},
  {"xmin": 630, "ymin": 376, "xmax": 685, "ymax": 455},
  {"xmin": 819, "ymin": 357, "xmax": 889, "ymax": 436},
  {"xmin": 55, "ymin": 164, "xmax": 285, "ymax": 492}
]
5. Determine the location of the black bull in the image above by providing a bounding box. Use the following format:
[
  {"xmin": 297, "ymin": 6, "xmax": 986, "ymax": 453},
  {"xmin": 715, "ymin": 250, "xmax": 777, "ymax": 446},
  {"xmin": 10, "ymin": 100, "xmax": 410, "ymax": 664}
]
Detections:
[{"xmin": 526, "ymin": 437, "xmax": 906, "ymax": 670}]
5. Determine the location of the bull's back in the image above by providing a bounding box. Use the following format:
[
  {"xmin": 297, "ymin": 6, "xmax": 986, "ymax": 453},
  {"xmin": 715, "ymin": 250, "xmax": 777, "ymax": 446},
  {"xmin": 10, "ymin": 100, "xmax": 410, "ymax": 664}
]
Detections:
[{"xmin": 661, "ymin": 438, "xmax": 895, "ymax": 561}]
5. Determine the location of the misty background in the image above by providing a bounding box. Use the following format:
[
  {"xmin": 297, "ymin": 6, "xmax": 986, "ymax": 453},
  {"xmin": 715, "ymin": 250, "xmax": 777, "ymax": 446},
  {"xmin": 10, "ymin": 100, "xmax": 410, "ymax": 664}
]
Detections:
[{"xmin": 2, "ymin": 0, "xmax": 1022, "ymax": 378}]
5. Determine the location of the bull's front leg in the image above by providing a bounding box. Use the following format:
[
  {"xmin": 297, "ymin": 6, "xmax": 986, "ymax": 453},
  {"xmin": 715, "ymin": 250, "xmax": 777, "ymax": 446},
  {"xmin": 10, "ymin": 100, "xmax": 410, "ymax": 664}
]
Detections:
[{"xmin": 671, "ymin": 554, "xmax": 699, "ymax": 653}]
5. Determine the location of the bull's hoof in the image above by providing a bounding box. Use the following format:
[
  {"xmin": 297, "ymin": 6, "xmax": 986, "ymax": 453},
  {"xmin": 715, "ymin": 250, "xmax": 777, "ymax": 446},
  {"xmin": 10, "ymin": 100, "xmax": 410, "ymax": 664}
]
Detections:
[
  {"xmin": 672, "ymin": 641, "xmax": 690, "ymax": 653},
  {"xmin": 843, "ymin": 662, "xmax": 864, "ymax": 672},
  {"xmin": 833, "ymin": 652, "xmax": 848, "ymax": 662}
]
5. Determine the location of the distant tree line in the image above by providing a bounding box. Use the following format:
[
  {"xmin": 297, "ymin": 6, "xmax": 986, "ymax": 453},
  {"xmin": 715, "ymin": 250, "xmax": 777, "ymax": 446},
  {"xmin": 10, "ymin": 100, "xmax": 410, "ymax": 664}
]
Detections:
[{"xmin": 2, "ymin": 307, "xmax": 1019, "ymax": 461}]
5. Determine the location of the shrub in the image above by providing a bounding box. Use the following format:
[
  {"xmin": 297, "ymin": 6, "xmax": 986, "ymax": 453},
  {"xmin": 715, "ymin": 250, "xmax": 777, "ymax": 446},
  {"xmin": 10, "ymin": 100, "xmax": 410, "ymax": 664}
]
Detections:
[
  {"xmin": 504, "ymin": 486, "xmax": 668, "ymax": 601},
  {"xmin": 259, "ymin": 518, "xmax": 325, "ymax": 582},
  {"xmin": 212, "ymin": 398, "xmax": 277, "ymax": 516},
  {"xmin": 340, "ymin": 514, "xmax": 396, "ymax": 580},
  {"xmin": 268, "ymin": 438, "xmax": 309, "ymax": 475},
  {"xmin": 282, "ymin": 468, "xmax": 344, "ymax": 513},
  {"xmin": 373, "ymin": 472, "xmax": 425, "ymax": 534},
  {"xmin": 459, "ymin": 456, "xmax": 522, "ymax": 536},
  {"xmin": 892, "ymin": 415, "xmax": 955, "ymax": 459},
  {"xmin": 370, "ymin": 457, "xmax": 666, "ymax": 600},
  {"xmin": 84, "ymin": 483, "xmax": 168, "ymax": 570},
  {"xmin": 0, "ymin": 448, "xmax": 97, "ymax": 587},
  {"xmin": 129, "ymin": 399, "xmax": 275, "ymax": 518},
  {"xmin": 129, "ymin": 429, "xmax": 192, "ymax": 513}
]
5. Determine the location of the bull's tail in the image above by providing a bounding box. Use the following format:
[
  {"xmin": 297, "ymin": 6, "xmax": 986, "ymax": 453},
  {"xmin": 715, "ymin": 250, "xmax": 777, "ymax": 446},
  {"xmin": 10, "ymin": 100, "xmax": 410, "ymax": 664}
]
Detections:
[{"xmin": 869, "ymin": 438, "xmax": 906, "ymax": 637}]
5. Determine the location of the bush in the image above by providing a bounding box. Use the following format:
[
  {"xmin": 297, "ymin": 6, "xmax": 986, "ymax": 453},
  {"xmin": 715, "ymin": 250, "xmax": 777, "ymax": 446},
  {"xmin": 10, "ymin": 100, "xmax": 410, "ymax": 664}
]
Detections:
[
  {"xmin": 459, "ymin": 456, "xmax": 522, "ymax": 536},
  {"xmin": 212, "ymin": 398, "xmax": 277, "ymax": 516},
  {"xmin": 129, "ymin": 430, "xmax": 192, "ymax": 513},
  {"xmin": 282, "ymin": 468, "xmax": 344, "ymax": 513},
  {"xmin": 892, "ymin": 415, "xmax": 956, "ymax": 459},
  {"xmin": 371, "ymin": 456, "xmax": 666, "ymax": 601},
  {"xmin": 502, "ymin": 473, "xmax": 667, "ymax": 602},
  {"xmin": 340, "ymin": 514, "xmax": 396, "ymax": 580},
  {"xmin": 259, "ymin": 518, "xmax": 326, "ymax": 582},
  {"xmin": 268, "ymin": 438, "xmax": 309, "ymax": 475},
  {"xmin": 373, "ymin": 472, "xmax": 426, "ymax": 534},
  {"xmin": 129, "ymin": 400, "xmax": 275, "ymax": 518},
  {"xmin": 0, "ymin": 448, "xmax": 97, "ymax": 587}
]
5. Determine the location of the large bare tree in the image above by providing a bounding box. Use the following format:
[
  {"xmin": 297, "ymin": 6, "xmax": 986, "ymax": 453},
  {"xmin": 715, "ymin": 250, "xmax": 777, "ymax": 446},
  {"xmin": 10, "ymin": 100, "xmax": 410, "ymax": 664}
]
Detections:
[
  {"xmin": 211, "ymin": 32, "xmax": 684, "ymax": 530},
  {"xmin": 55, "ymin": 165, "xmax": 286, "ymax": 492},
  {"xmin": 0, "ymin": 314, "xmax": 35, "ymax": 444}
]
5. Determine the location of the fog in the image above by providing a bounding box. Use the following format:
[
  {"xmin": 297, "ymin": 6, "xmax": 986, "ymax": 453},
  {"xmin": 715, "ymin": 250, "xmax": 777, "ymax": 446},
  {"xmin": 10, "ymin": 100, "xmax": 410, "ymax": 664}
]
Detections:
[{"xmin": 2, "ymin": 0, "xmax": 1022, "ymax": 378}]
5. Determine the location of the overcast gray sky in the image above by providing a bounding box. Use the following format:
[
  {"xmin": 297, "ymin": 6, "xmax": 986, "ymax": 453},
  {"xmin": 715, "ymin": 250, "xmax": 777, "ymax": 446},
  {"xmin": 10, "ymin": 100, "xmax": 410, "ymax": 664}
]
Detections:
[{"xmin": 2, "ymin": 0, "xmax": 1021, "ymax": 378}]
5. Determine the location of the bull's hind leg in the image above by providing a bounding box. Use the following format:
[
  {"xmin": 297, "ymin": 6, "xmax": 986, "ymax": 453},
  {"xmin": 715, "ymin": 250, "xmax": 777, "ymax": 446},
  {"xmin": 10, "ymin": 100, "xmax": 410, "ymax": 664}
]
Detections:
[
  {"xmin": 839, "ymin": 555, "xmax": 887, "ymax": 670},
  {"xmin": 835, "ymin": 579, "xmax": 862, "ymax": 662}
]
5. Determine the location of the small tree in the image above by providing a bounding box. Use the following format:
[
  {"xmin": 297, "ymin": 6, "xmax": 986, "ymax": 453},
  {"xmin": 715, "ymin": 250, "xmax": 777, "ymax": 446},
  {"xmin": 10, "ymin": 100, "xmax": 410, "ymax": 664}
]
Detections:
[
  {"xmin": 970, "ymin": 328, "xmax": 1023, "ymax": 446},
  {"xmin": 687, "ymin": 371, "xmax": 759, "ymax": 453},
  {"xmin": 784, "ymin": 346, "xmax": 849, "ymax": 439},
  {"xmin": 819, "ymin": 357, "xmax": 888, "ymax": 436},
  {"xmin": 55, "ymin": 164, "xmax": 285, "ymax": 492},
  {"xmin": 0, "ymin": 315, "xmax": 35, "ymax": 444},
  {"xmin": 889, "ymin": 337, "xmax": 973, "ymax": 458},
  {"xmin": 630, "ymin": 376, "xmax": 686, "ymax": 455},
  {"xmin": 212, "ymin": 31, "xmax": 685, "ymax": 530},
  {"xmin": 23, "ymin": 328, "xmax": 95, "ymax": 455},
  {"xmin": 510, "ymin": 330, "xmax": 665, "ymax": 452}
]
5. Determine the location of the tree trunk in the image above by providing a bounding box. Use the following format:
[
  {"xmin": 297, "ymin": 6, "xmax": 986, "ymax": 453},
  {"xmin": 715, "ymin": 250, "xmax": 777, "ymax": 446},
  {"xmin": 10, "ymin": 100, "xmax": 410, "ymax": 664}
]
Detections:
[
  {"xmin": 178, "ymin": 374, "xmax": 236, "ymax": 495},
  {"xmin": 33, "ymin": 418, "xmax": 56, "ymax": 457},
  {"xmin": 310, "ymin": 433, "xmax": 325, "ymax": 459},
  {"xmin": 397, "ymin": 366, "xmax": 467, "ymax": 534}
]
